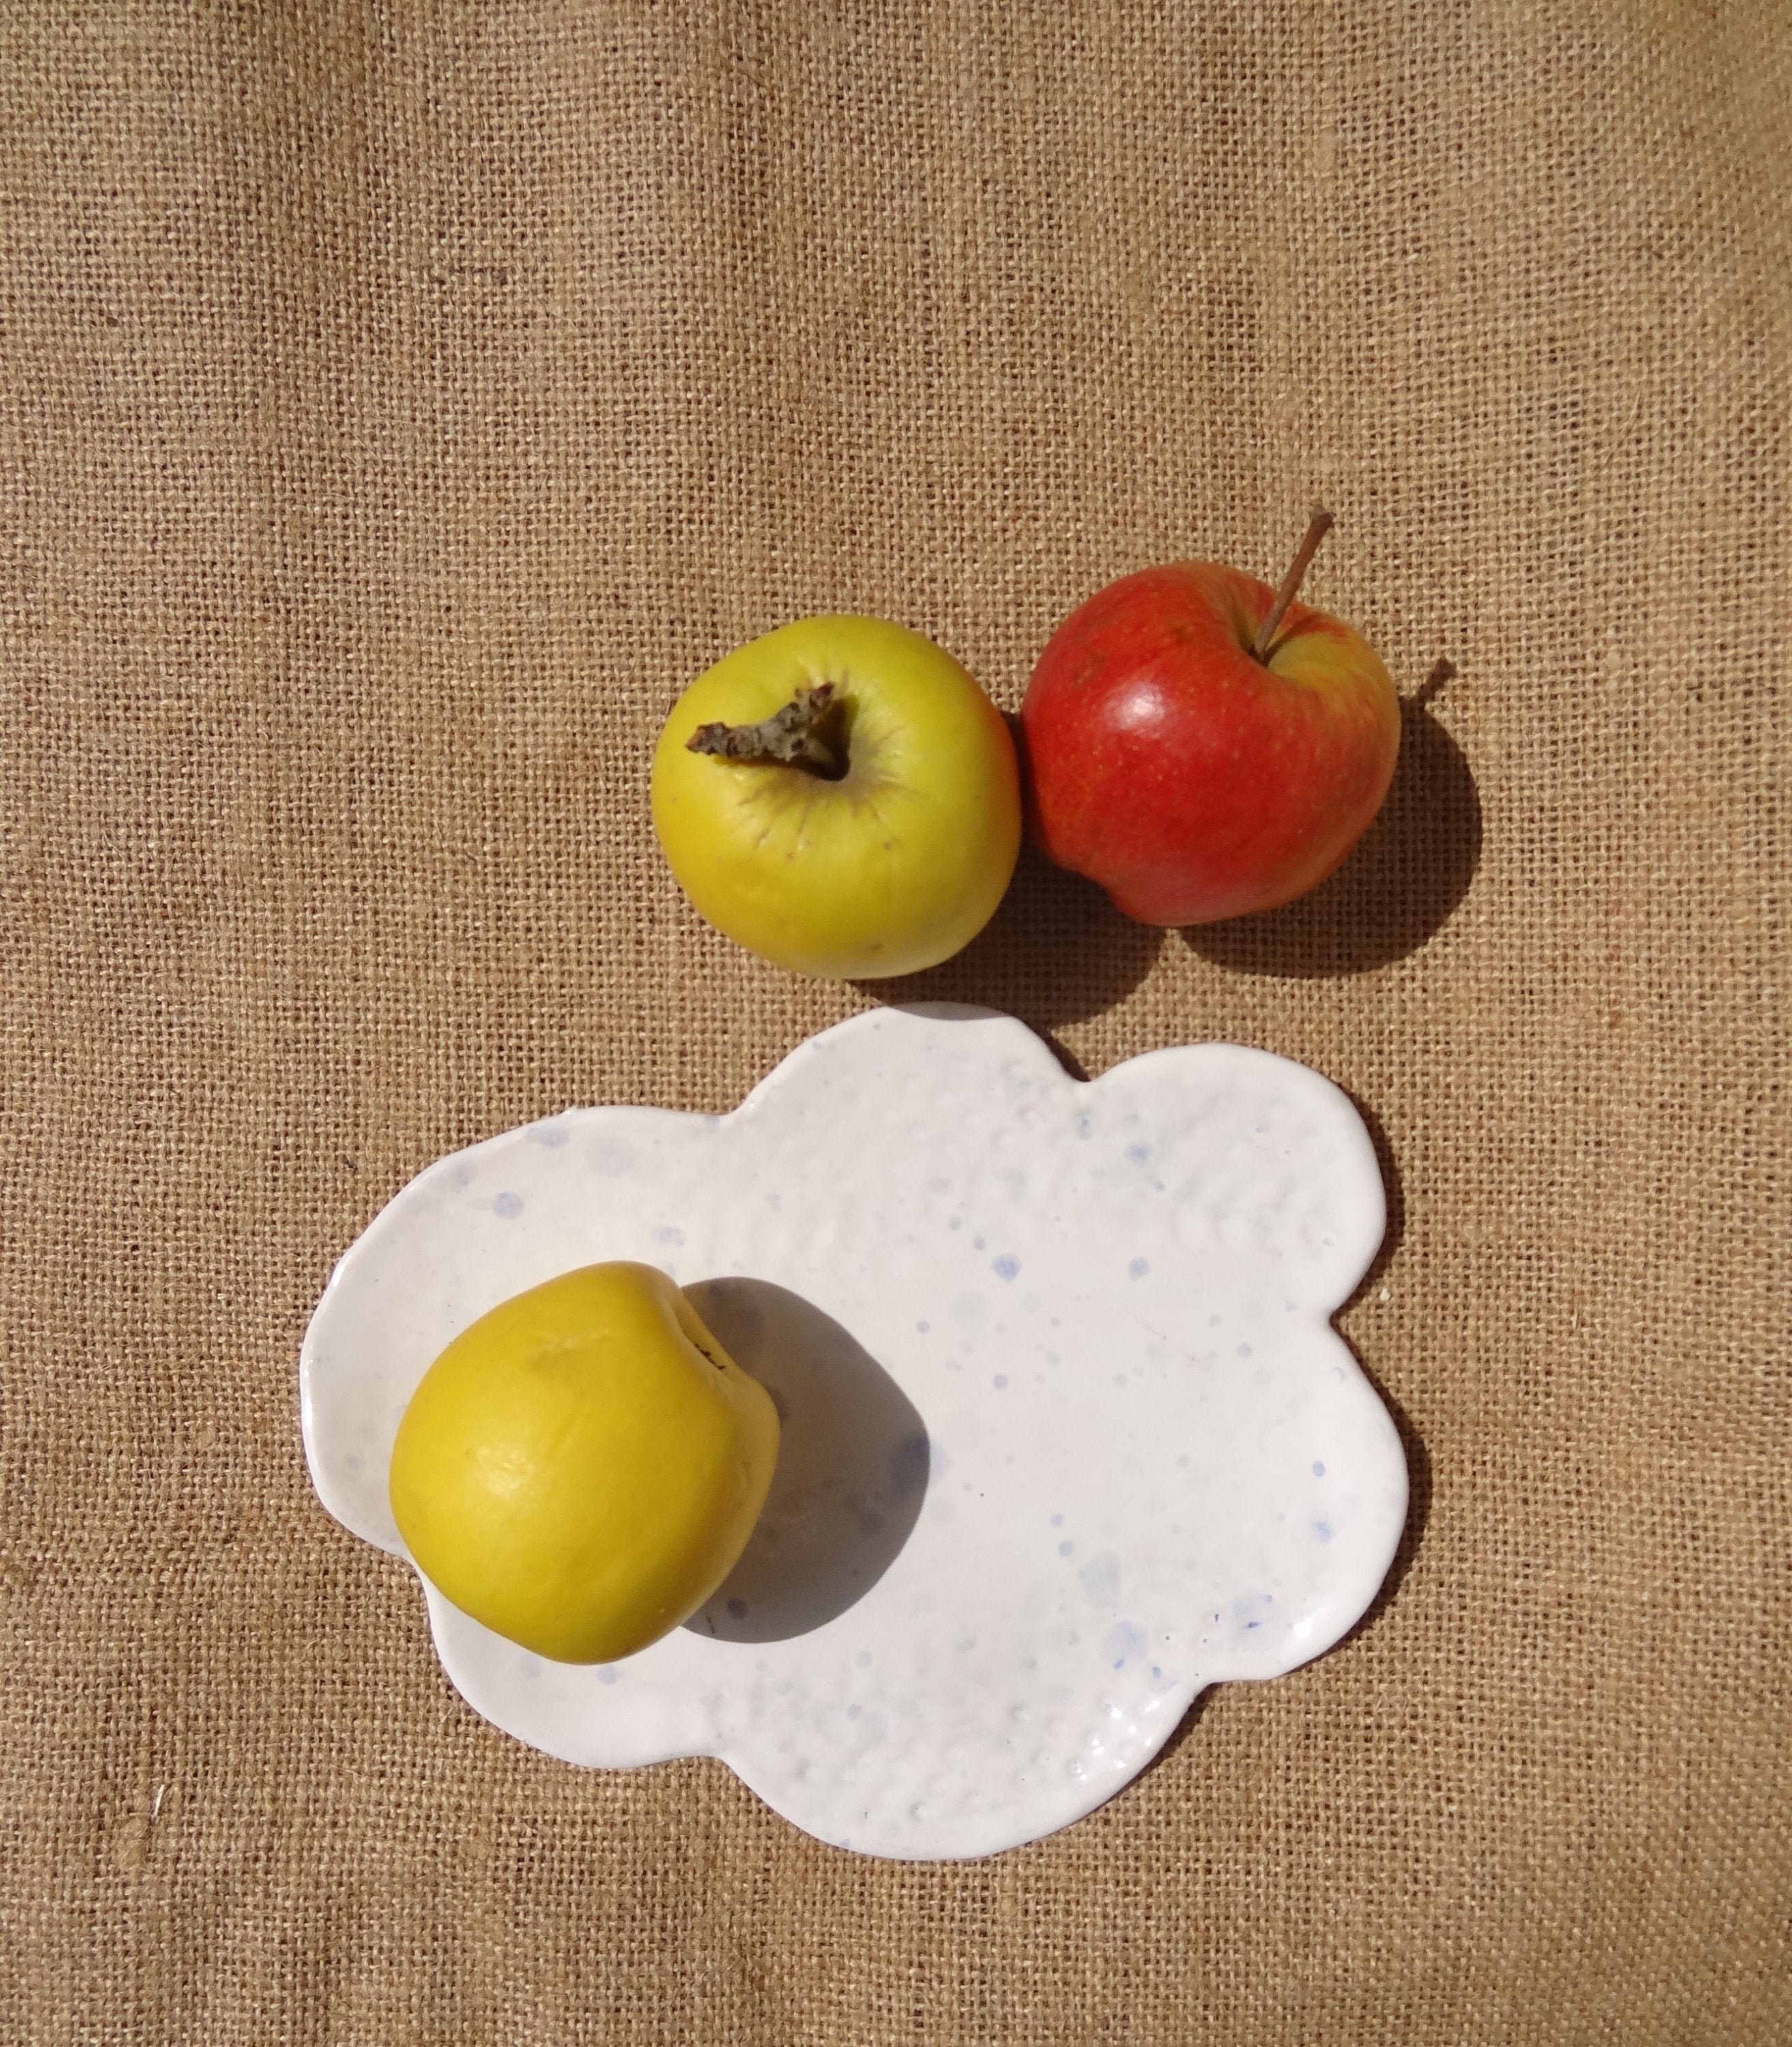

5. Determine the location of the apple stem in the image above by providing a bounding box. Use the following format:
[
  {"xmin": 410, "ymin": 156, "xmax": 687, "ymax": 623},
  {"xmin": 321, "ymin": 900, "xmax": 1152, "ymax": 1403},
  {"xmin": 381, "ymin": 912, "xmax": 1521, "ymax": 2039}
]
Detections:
[
  {"xmin": 1251, "ymin": 506, "xmax": 1335, "ymax": 664},
  {"xmin": 686, "ymin": 681, "xmax": 846, "ymax": 778}
]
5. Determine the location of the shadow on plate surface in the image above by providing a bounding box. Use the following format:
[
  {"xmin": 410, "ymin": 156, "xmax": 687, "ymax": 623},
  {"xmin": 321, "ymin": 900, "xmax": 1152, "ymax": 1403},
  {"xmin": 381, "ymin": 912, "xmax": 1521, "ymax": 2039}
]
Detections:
[{"xmin": 684, "ymin": 1277, "xmax": 929, "ymax": 1644}]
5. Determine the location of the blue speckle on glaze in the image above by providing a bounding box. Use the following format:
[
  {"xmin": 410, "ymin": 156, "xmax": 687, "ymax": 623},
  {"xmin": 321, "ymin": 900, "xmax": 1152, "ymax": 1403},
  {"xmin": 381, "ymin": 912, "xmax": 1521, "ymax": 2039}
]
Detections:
[
  {"xmin": 1314, "ymin": 1520, "xmax": 1334, "ymax": 1542},
  {"xmin": 1236, "ymin": 1343, "xmax": 1254, "ymax": 1358},
  {"xmin": 992, "ymin": 1254, "xmax": 1020, "ymax": 1281},
  {"xmin": 1108, "ymin": 1619, "xmax": 1149, "ymax": 1664},
  {"xmin": 1313, "ymin": 1460, "xmax": 1326, "ymax": 1477},
  {"xmin": 1234, "ymin": 1592, "xmax": 1275, "ymax": 1633},
  {"xmin": 973, "ymin": 1234, "xmax": 987, "ymax": 1251},
  {"xmin": 1075, "ymin": 1115, "xmax": 1093, "ymax": 1139},
  {"xmin": 916, "ymin": 1319, "xmax": 929, "ymax": 1333},
  {"xmin": 1126, "ymin": 1142, "xmax": 1151, "ymax": 1161},
  {"xmin": 652, "ymin": 1224, "xmax": 685, "ymax": 1245},
  {"xmin": 993, "ymin": 1374, "xmax": 1009, "ymax": 1390},
  {"xmin": 1050, "ymin": 1513, "xmax": 1064, "ymax": 1526},
  {"xmin": 597, "ymin": 1666, "xmax": 620, "ymax": 1685},
  {"xmin": 492, "ymin": 1191, "xmax": 524, "ymax": 1219},
  {"xmin": 847, "ymin": 1704, "xmax": 861, "ymax": 1719},
  {"xmin": 1058, "ymin": 1540, "xmax": 1074, "ymax": 1556},
  {"xmin": 1127, "ymin": 1257, "xmax": 1149, "ymax": 1280},
  {"xmin": 526, "ymin": 1120, "xmax": 572, "ymax": 1148}
]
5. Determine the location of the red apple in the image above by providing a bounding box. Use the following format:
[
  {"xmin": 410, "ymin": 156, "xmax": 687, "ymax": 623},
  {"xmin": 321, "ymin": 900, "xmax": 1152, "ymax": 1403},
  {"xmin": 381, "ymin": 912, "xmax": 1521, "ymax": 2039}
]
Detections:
[{"xmin": 1020, "ymin": 513, "xmax": 1401, "ymax": 925}]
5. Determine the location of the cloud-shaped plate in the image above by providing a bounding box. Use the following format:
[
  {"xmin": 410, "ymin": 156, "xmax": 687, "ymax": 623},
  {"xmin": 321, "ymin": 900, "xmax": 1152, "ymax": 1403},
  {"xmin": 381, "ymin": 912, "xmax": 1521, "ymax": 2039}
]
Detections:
[{"xmin": 301, "ymin": 1004, "xmax": 1406, "ymax": 1861}]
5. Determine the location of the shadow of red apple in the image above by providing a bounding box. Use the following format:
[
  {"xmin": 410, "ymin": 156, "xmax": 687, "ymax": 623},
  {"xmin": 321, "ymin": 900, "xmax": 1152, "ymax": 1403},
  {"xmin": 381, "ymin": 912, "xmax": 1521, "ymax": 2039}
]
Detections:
[{"xmin": 1181, "ymin": 691, "xmax": 1480, "ymax": 978}]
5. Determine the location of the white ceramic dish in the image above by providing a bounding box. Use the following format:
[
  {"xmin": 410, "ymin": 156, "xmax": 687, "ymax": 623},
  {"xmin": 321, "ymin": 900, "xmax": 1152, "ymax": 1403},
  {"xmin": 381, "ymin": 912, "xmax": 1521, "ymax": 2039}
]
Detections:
[{"xmin": 302, "ymin": 1004, "xmax": 1406, "ymax": 1861}]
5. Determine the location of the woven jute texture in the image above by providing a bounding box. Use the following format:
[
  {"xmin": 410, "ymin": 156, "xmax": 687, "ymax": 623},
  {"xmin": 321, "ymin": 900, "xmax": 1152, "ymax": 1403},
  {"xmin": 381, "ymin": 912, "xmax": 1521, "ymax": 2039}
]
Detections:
[{"xmin": 3, "ymin": 2, "xmax": 1787, "ymax": 2040}]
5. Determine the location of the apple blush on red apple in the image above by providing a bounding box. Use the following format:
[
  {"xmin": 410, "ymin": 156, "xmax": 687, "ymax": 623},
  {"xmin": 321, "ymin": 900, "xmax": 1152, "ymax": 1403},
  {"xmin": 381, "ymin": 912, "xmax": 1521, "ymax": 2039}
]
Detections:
[{"xmin": 1020, "ymin": 512, "xmax": 1402, "ymax": 927}]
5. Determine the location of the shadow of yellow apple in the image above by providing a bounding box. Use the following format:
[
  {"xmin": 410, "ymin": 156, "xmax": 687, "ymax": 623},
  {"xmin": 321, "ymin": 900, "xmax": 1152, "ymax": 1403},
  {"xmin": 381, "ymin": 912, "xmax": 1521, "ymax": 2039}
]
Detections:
[{"xmin": 388, "ymin": 1262, "xmax": 779, "ymax": 1664}]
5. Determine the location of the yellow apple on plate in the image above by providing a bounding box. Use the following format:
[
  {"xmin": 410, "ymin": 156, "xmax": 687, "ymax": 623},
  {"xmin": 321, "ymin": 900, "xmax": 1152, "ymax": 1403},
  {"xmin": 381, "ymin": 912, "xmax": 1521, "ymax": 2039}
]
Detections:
[
  {"xmin": 652, "ymin": 615, "xmax": 1022, "ymax": 978},
  {"xmin": 388, "ymin": 1262, "xmax": 779, "ymax": 1664}
]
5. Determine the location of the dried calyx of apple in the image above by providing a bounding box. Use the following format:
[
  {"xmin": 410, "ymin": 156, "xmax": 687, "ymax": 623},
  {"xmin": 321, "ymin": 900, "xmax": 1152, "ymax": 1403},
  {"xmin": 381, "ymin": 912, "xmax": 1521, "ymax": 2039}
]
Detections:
[{"xmin": 687, "ymin": 680, "xmax": 847, "ymax": 779}]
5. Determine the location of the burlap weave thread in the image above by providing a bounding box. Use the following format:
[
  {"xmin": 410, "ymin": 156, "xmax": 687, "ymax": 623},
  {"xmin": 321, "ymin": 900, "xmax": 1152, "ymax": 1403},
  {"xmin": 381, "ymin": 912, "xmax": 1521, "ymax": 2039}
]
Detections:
[{"xmin": 3, "ymin": 3, "xmax": 1787, "ymax": 2041}]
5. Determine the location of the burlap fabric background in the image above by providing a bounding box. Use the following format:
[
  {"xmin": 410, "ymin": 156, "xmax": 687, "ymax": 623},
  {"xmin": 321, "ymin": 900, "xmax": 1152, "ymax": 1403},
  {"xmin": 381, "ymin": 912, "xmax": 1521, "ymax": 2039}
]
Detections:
[{"xmin": 3, "ymin": 2, "xmax": 1787, "ymax": 2040}]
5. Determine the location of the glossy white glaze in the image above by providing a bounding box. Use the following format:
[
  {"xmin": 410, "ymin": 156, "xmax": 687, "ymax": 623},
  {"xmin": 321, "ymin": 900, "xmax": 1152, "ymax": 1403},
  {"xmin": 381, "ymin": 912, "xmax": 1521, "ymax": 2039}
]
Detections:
[{"xmin": 302, "ymin": 1004, "xmax": 1406, "ymax": 1860}]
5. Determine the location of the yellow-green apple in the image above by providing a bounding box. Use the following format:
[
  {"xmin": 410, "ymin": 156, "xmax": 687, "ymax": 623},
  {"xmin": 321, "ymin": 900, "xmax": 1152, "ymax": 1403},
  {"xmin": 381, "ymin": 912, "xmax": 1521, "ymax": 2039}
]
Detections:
[
  {"xmin": 389, "ymin": 1262, "xmax": 779, "ymax": 1664},
  {"xmin": 652, "ymin": 615, "xmax": 1021, "ymax": 978},
  {"xmin": 1020, "ymin": 512, "xmax": 1400, "ymax": 925}
]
